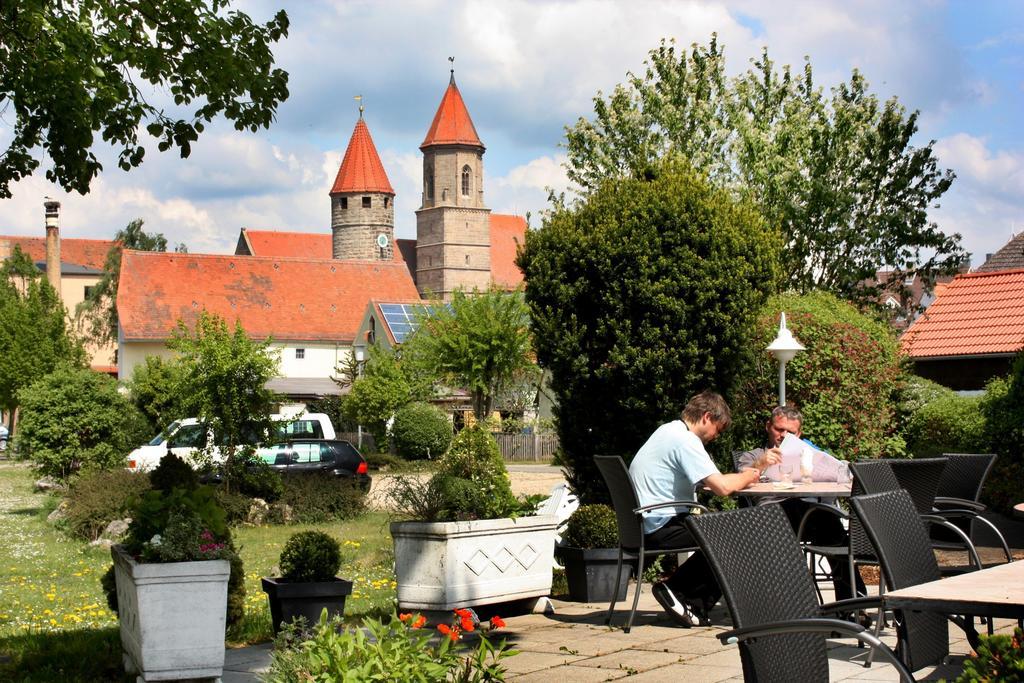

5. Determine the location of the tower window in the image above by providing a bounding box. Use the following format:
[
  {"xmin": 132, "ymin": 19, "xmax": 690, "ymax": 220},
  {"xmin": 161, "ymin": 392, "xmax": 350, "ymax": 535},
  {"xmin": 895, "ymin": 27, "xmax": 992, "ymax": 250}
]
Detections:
[
  {"xmin": 362, "ymin": 196, "xmax": 371, "ymax": 208},
  {"xmin": 465, "ymin": 254, "xmax": 470, "ymax": 265},
  {"xmin": 384, "ymin": 197, "xmax": 389, "ymax": 208},
  {"xmin": 426, "ymin": 170, "xmax": 434, "ymax": 199},
  {"xmin": 461, "ymin": 165, "xmax": 471, "ymax": 196},
  {"xmin": 340, "ymin": 197, "xmax": 348, "ymax": 209}
]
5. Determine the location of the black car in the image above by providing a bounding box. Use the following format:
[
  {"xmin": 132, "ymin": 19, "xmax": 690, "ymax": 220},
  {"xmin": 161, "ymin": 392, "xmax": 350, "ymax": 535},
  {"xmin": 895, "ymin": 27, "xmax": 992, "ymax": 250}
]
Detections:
[{"xmin": 257, "ymin": 440, "xmax": 371, "ymax": 491}]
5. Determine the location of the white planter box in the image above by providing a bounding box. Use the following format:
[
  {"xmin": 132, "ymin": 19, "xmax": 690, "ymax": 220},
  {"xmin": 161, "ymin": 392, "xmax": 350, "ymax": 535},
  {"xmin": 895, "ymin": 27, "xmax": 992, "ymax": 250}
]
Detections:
[
  {"xmin": 112, "ymin": 545, "xmax": 230, "ymax": 681},
  {"xmin": 391, "ymin": 515, "xmax": 557, "ymax": 611}
]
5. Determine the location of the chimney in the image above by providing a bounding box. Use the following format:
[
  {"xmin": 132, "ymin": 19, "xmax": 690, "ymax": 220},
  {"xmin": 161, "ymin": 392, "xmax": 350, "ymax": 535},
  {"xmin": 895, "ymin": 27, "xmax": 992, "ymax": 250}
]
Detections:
[{"xmin": 44, "ymin": 200, "xmax": 61, "ymax": 295}]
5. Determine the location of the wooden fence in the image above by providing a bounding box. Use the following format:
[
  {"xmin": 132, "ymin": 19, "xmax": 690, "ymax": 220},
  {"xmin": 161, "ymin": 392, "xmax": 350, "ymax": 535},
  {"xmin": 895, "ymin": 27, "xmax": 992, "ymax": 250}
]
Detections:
[{"xmin": 491, "ymin": 432, "xmax": 559, "ymax": 462}]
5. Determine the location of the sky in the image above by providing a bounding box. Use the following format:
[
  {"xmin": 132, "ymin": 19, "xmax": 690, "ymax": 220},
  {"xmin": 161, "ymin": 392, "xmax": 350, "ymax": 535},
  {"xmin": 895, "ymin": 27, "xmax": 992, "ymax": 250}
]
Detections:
[{"xmin": 1, "ymin": 0, "xmax": 1022, "ymax": 267}]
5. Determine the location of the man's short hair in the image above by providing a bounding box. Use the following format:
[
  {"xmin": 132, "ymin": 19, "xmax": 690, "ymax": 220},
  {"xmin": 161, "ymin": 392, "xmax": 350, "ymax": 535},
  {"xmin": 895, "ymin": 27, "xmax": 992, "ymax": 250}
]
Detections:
[
  {"xmin": 681, "ymin": 391, "xmax": 732, "ymax": 430},
  {"xmin": 769, "ymin": 404, "xmax": 803, "ymax": 425}
]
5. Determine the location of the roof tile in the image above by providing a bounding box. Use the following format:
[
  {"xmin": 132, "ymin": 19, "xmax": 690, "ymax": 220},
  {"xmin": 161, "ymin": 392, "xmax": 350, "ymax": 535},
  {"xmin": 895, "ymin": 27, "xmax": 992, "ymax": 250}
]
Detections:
[
  {"xmin": 0, "ymin": 235, "xmax": 113, "ymax": 270},
  {"xmin": 489, "ymin": 214, "xmax": 526, "ymax": 289},
  {"xmin": 421, "ymin": 77, "xmax": 483, "ymax": 149},
  {"xmin": 330, "ymin": 119, "xmax": 395, "ymax": 195},
  {"xmin": 241, "ymin": 229, "xmax": 407, "ymax": 265},
  {"xmin": 976, "ymin": 232, "xmax": 1024, "ymax": 273},
  {"xmin": 900, "ymin": 269, "xmax": 1024, "ymax": 358},
  {"xmin": 117, "ymin": 251, "xmax": 419, "ymax": 343}
]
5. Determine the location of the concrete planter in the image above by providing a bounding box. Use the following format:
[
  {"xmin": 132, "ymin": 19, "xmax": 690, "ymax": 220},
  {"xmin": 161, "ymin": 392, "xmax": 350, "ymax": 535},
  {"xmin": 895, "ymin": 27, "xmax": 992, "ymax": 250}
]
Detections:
[
  {"xmin": 557, "ymin": 546, "xmax": 629, "ymax": 603},
  {"xmin": 112, "ymin": 544, "xmax": 230, "ymax": 681},
  {"xmin": 261, "ymin": 576, "xmax": 353, "ymax": 634},
  {"xmin": 391, "ymin": 515, "xmax": 557, "ymax": 611}
]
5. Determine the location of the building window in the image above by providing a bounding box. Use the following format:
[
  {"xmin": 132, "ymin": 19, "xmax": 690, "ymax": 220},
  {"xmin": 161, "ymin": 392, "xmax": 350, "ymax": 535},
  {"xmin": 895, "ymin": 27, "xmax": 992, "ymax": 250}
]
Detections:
[
  {"xmin": 461, "ymin": 165, "xmax": 471, "ymax": 196},
  {"xmin": 384, "ymin": 197, "xmax": 389, "ymax": 208},
  {"xmin": 340, "ymin": 197, "xmax": 348, "ymax": 209},
  {"xmin": 295, "ymin": 348, "xmax": 305, "ymax": 359},
  {"xmin": 84, "ymin": 285, "xmax": 95, "ymax": 300},
  {"xmin": 425, "ymin": 170, "xmax": 434, "ymax": 199},
  {"xmin": 362, "ymin": 196, "xmax": 371, "ymax": 208},
  {"xmin": 465, "ymin": 254, "xmax": 470, "ymax": 265}
]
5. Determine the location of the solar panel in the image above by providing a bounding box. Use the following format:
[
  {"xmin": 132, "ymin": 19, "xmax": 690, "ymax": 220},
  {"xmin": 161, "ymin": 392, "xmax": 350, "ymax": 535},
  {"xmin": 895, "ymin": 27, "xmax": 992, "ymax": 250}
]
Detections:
[{"xmin": 377, "ymin": 302, "xmax": 451, "ymax": 343}]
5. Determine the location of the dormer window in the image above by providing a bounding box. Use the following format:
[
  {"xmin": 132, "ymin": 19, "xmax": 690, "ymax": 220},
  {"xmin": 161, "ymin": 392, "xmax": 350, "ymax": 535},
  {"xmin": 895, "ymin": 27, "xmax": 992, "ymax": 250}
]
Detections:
[{"xmin": 461, "ymin": 165, "xmax": 471, "ymax": 196}]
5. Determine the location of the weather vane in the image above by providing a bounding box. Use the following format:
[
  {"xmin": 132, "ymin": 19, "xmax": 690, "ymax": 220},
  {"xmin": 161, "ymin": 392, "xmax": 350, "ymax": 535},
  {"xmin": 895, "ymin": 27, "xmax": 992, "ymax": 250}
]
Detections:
[
  {"xmin": 354, "ymin": 94, "xmax": 363, "ymax": 118},
  {"xmin": 448, "ymin": 56, "xmax": 455, "ymax": 81}
]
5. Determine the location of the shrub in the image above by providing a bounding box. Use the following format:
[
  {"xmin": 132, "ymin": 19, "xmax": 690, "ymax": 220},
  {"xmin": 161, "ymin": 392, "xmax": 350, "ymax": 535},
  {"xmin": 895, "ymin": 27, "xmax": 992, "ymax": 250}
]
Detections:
[
  {"xmin": 518, "ymin": 159, "xmax": 783, "ymax": 503},
  {"xmin": 433, "ymin": 425, "xmax": 517, "ymax": 521},
  {"xmin": 224, "ymin": 449, "xmax": 283, "ymax": 502},
  {"xmin": 278, "ymin": 474, "xmax": 367, "ymax": 524},
  {"xmin": 365, "ymin": 451, "xmax": 410, "ymax": 471},
  {"xmin": 731, "ymin": 291, "xmax": 905, "ymax": 461},
  {"xmin": 265, "ymin": 610, "xmax": 515, "ymax": 682},
  {"xmin": 16, "ymin": 365, "xmax": 150, "ymax": 478},
  {"xmin": 149, "ymin": 452, "xmax": 198, "ymax": 493},
  {"xmin": 215, "ymin": 488, "xmax": 253, "ymax": 525},
  {"xmin": 63, "ymin": 469, "xmax": 152, "ymax": 540},
  {"xmin": 279, "ymin": 531, "xmax": 342, "ymax": 582},
  {"xmin": 980, "ymin": 354, "xmax": 1024, "ymax": 513},
  {"xmin": 562, "ymin": 504, "xmax": 618, "ymax": 549},
  {"xmin": 903, "ymin": 393, "xmax": 985, "ymax": 457},
  {"xmin": 955, "ymin": 627, "xmax": 1024, "ymax": 682},
  {"xmin": 390, "ymin": 402, "xmax": 452, "ymax": 460},
  {"xmin": 126, "ymin": 355, "xmax": 188, "ymax": 437}
]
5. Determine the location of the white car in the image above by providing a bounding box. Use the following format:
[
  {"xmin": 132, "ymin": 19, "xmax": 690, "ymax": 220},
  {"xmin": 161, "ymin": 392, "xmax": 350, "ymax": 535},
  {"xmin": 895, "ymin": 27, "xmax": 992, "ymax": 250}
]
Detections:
[{"xmin": 126, "ymin": 413, "xmax": 337, "ymax": 471}]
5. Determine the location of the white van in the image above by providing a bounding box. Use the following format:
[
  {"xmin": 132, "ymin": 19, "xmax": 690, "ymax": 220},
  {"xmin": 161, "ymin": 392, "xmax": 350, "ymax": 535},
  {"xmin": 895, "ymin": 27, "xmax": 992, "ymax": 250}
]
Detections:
[{"xmin": 126, "ymin": 413, "xmax": 337, "ymax": 471}]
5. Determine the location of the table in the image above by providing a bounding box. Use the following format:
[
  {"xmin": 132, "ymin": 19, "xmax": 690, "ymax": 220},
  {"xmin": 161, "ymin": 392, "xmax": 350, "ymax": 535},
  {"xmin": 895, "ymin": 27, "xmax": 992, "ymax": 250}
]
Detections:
[
  {"xmin": 884, "ymin": 560, "xmax": 1024, "ymax": 621},
  {"xmin": 736, "ymin": 481, "xmax": 852, "ymax": 499}
]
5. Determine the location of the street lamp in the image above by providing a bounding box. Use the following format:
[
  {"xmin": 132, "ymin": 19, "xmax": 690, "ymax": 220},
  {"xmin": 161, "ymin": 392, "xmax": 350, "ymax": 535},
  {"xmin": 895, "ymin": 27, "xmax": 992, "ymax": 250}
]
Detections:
[{"xmin": 766, "ymin": 312, "xmax": 805, "ymax": 407}]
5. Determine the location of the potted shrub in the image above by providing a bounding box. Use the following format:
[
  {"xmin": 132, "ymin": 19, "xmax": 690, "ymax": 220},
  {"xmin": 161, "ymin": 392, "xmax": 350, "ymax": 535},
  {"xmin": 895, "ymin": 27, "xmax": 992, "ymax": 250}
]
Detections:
[
  {"xmin": 111, "ymin": 463, "xmax": 240, "ymax": 682},
  {"xmin": 556, "ymin": 504, "xmax": 628, "ymax": 603},
  {"xmin": 388, "ymin": 425, "xmax": 558, "ymax": 612},
  {"xmin": 261, "ymin": 530, "xmax": 353, "ymax": 634}
]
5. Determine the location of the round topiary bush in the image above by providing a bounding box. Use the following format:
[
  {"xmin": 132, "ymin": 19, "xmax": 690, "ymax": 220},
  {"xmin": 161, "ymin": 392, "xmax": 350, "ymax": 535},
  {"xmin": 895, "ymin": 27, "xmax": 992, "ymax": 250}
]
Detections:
[
  {"xmin": 279, "ymin": 531, "xmax": 342, "ymax": 582},
  {"xmin": 562, "ymin": 504, "xmax": 618, "ymax": 549},
  {"xmin": 390, "ymin": 402, "xmax": 453, "ymax": 460}
]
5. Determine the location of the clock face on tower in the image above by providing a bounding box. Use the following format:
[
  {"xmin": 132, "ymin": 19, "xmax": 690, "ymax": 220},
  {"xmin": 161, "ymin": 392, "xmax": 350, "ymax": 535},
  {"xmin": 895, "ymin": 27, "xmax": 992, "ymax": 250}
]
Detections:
[{"xmin": 376, "ymin": 234, "xmax": 388, "ymax": 249}]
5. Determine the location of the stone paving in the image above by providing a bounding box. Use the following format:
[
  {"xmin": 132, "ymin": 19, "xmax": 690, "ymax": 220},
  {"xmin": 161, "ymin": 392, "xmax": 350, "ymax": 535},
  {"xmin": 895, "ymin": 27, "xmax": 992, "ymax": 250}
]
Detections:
[{"xmin": 223, "ymin": 582, "xmax": 1018, "ymax": 682}]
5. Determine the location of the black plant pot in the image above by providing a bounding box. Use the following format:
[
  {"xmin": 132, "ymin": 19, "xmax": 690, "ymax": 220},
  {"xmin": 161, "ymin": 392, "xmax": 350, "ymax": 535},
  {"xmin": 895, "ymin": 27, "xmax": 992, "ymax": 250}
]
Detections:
[
  {"xmin": 558, "ymin": 546, "xmax": 629, "ymax": 603},
  {"xmin": 261, "ymin": 576, "xmax": 353, "ymax": 634}
]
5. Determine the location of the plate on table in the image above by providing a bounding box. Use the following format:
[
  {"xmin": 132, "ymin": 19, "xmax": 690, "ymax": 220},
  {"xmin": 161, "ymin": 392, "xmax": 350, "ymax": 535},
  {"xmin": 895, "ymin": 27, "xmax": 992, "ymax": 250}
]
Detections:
[{"xmin": 772, "ymin": 482, "xmax": 796, "ymax": 490}]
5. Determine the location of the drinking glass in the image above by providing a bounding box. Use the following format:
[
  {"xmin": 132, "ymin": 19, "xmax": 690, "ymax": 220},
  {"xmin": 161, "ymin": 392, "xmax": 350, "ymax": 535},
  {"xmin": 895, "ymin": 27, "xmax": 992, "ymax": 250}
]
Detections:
[
  {"xmin": 836, "ymin": 461, "xmax": 851, "ymax": 486},
  {"xmin": 780, "ymin": 464, "xmax": 793, "ymax": 485},
  {"xmin": 800, "ymin": 461, "xmax": 814, "ymax": 484}
]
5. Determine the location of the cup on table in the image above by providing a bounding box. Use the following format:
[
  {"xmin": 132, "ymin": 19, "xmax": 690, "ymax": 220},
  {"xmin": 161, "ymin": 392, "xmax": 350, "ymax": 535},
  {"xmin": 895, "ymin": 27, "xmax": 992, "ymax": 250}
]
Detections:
[
  {"xmin": 836, "ymin": 461, "xmax": 851, "ymax": 485},
  {"xmin": 800, "ymin": 462, "xmax": 814, "ymax": 484}
]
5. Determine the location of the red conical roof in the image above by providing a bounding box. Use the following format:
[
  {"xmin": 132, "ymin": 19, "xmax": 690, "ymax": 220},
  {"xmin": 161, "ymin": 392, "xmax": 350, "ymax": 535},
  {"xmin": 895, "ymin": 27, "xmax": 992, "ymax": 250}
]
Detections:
[
  {"xmin": 330, "ymin": 118, "xmax": 395, "ymax": 195},
  {"xmin": 420, "ymin": 76, "xmax": 484, "ymax": 150}
]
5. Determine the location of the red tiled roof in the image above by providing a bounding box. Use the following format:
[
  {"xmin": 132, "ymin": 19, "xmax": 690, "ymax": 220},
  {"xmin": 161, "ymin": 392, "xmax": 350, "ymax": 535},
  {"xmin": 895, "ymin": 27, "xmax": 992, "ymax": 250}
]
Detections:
[
  {"xmin": 900, "ymin": 269, "xmax": 1024, "ymax": 358},
  {"xmin": 117, "ymin": 251, "xmax": 419, "ymax": 343},
  {"xmin": 489, "ymin": 214, "xmax": 526, "ymax": 289},
  {"xmin": 421, "ymin": 77, "xmax": 484, "ymax": 149},
  {"xmin": 239, "ymin": 229, "xmax": 407, "ymax": 265},
  {"xmin": 330, "ymin": 119, "xmax": 395, "ymax": 195},
  {"xmin": 0, "ymin": 235, "xmax": 113, "ymax": 270}
]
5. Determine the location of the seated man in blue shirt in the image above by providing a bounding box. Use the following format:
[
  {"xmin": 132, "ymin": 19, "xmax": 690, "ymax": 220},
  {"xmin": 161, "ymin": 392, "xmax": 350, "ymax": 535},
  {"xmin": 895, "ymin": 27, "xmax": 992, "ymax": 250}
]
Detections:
[
  {"xmin": 737, "ymin": 405, "xmax": 867, "ymax": 606},
  {"xmin": 630, "ymin": 391, "xmax": 779, "ymax": 627}
]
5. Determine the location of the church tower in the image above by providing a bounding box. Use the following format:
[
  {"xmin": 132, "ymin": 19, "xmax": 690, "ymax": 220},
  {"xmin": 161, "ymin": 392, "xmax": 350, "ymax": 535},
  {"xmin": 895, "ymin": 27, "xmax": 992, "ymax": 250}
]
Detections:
[
  {"xmin": 330, "ymin": 111, "xmax": 395, "ymax": 261},
  {"xmin": 415, "ymin": 69, "xmax": 491, "ymax": 298}
]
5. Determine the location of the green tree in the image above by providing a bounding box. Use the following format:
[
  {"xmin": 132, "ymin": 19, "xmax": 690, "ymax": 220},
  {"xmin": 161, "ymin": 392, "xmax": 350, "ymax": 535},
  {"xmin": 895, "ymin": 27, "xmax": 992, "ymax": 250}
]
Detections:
[
  {"xmin": 517, "ymin": 159, "xmax": 782, "ymax": 503},
  {"xmin": 169, "ymin": 311, "xmax": 279, "ymax": 491},
  {"xmin": 730, "ymin": 291, "xmax": 905, "ymax": 461},
  {"xmin": 343, "ymin": 346, "xmax": 421, "ymax": 449},
  {"xmin": 16, "ymin": 365, "xmax": 149, "ymax": 478},
  {"xmin": 76, "ymin": 219, "xmax": 186, "ymax": 347},
  {"xmin": 565, "ymin": 36, "xmax": 966, "ymax": 303},
  {"xmin": 126, "ymin": 355, "xmax": 188, "ymax": 436},
  {"xmin": 404, "ymin": 286, "xmax": 534, "ymax": 422},
  {"xmin": 0, "ymin": 0, "xmax": 289, "ymax": 197},
  {"xmin": 0, "ymin": 254, "xmax": 86, "ymax": 435},
  {"xmin": 980, "ymin": 353, "xmax": 1024, "ymax": 514}
]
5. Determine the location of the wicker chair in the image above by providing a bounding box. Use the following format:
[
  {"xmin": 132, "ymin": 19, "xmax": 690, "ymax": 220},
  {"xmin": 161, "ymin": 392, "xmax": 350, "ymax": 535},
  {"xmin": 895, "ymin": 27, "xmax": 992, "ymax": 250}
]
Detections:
[
  {"xmin": 931, "ymin": 454, "xmax": 1011, "ymax": 561},
  {"xmin": 684, "ymin": 504, "xmax": 915, "ymax": 682},
  {"xmin": 593, "ymin": 455, "xmax": 707, "ymax": 633},
  {"xmin": 851, "ymin": 490, "xmax": 981, "ymax": 673}
]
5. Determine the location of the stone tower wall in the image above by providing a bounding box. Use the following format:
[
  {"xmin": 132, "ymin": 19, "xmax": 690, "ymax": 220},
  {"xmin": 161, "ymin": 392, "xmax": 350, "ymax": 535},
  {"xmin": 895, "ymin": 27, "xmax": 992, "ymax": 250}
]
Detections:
[
  {"xmin": 420, "ymin": 146, "xmax": 484, "ymax": 210},
  {"xmin": 331, "ymin": 192, "xmax": 394, "ymax": 260},
  {"xmin": 415, "ymin": 205, "xmax": 491, "ymax": 298}
]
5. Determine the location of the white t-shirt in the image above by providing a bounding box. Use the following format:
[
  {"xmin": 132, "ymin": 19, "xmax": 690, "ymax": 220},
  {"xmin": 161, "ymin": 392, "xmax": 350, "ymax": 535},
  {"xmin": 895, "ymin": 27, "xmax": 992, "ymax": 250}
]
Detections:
[{"xmin": 628, "ymin": 420, "xmax": 719, "ymax": 534}]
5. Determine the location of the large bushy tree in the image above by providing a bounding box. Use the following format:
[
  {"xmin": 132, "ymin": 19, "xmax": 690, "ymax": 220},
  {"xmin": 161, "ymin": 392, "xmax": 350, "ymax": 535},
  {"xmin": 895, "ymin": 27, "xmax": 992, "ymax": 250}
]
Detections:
[
  {"xmin": 517, "ymin": 159, "xmax": 782, "ymax": 503},
  {"xmin": 0, "ymin": 0, "xmax": 289, "ymax": 197},
  {"xmin": 126, "ymin": 355, "xmax": 188, "ymax": 436},
  {"xmin": 403, "ymin": 286, "xmax": 535, "ymax": 422},
  {"xmin": 730, "ymin": 291, "xmax": 906, "ymax": 461},
  {"xmin": 169, "ymin": 311, "xmax": 278, "ymax": 491},
  {"xmin": 0, "ymin": 247, "xmax": 86, "ymax": 435},
  {"xmin": 342, "ymin": 346, "xmax": 429, "ymax": 449},
  {"xmin": 980, "ymin": 353, "xmax": 1024, "ymax": 514},
  {"xmin": 77, "ymin": 219, "xmax": 186, "ymax": 347},
  {"xmin": 565, "ymin": 36, "xmax": 966, "ymax": 304},
  {"xmin": 16, "ymin": 365, "xmax": 149, "ymax": 478}
]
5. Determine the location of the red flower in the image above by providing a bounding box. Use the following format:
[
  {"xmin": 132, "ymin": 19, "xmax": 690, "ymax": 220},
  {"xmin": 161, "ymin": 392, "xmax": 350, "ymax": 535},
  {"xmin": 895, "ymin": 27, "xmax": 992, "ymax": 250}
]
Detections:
[
  {"xmin": 454, "ymin": 608, "xmax": 472, "ymax": 618},
  {"xmin": 437, "ymin": 623, "xmax": 459, "ymax": 641},
  {"xmin": 412, "ymin": 615, "xmax": 426, "ymax": 629},
  {"xmin": 398, "ymin": 613, "xmax": 412, "ymax": 623},
  {"xmin": 460, "ymin": 615, "xmax": 475, "ymax": 632},
  {"xmin": 489, "ymin": 616, "xmax": 506, "ymax": 629}
]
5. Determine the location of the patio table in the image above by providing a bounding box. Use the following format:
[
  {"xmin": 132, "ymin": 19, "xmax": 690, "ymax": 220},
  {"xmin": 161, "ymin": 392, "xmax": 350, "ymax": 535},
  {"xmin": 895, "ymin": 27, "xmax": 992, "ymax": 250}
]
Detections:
[
  {"xmin": 883, "ymin": 559, "xmax": 1024, "ymax": 621},
  {"xmin": 734, "ymin": 481, "xmax": 852, "ymax": 499}
]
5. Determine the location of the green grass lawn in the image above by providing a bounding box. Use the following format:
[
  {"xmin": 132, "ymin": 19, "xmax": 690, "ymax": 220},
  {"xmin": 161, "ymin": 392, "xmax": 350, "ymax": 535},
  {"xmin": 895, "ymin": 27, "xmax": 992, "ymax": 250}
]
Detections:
[{"xmin": 0, "ymin": 462, "xmax": 397, "ymax": 681}]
